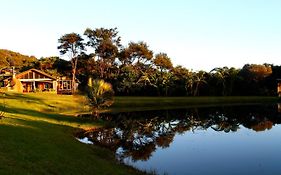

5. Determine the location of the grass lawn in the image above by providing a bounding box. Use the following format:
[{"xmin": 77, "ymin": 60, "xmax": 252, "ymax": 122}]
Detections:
[
  {"xmin": 110, "ymin": 96, "xmax": 279, "ymax": 113},
  {"xmin": 0, "ymin": 92, "xmax": 144, "ymax": 175}
]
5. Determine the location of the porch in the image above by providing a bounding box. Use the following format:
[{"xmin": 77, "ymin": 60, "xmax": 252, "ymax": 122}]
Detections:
[{"xmin": 21, "ymin": 80, "xmax": 56, "ymax": 93}]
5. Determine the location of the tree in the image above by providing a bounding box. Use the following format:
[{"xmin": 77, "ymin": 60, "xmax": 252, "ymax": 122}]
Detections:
[
  {"xmin": 240, "ymin": 64, "xmax": 272, "ymax": 82},
  {"xmin": 136, "ymin": 71, "xmax": 156, "ymax": 87},
  {"xmin": 193, "ymin": 71, "xmax": 207, "ymax": 96},
  {"xmin": 186, "ymin": 73, "xmax": 195, "ymax": 96},
  {"xmin": 58, "ymin": 33, "xmax": 85, "ymax": 93},
  {"xmin": 119, "ymin": 48, "xmax": 131, "ymax": 66},
  {"xmin": 226, "ymin": 67, "xmax": 239, "ymax": 95},
  {"xmin": 239, "ymin": 64, "xmax": 272, "ymax": 95},
  {"xmin": 171, "ymin": 66, "xmax": 191, "ymax": 96},
  {"xmin": 153, "ymin": 53, "xmax": 173, "ymax": 72},
  {"xmin": 210, "ymin": 67, "xmax": 229, "ymax": 96},
  {"xmin": 126, "ymin": 41, "xmax": 153, "ymax": 66},
  {"xmin": 116, "ymin": 65, "xmax": 139, "ymax": 95},
  {"xmin": 35, "ymin": 57, "xmax": 69, "ymax": 77},
  {"xmin": 0, "ymin": 49, "xmax": 37, "ymax": 68},
  {"xmin": 84, "ymin": 27, "xmax": 121, "ymax": 79},
  {"xmin": 152, "ymin": 53, "xmax": 173, "ymax": 95}
]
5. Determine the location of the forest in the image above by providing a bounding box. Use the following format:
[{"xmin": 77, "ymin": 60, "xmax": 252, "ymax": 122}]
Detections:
[{"xmin": 1, "ymin": 27, "xmax": 281, "ymax": 97}]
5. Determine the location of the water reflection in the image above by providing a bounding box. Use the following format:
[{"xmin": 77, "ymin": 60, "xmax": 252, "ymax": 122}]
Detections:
[{"xmin": 77, "ymin": 104, "xmax": 281, "ymax": 174}]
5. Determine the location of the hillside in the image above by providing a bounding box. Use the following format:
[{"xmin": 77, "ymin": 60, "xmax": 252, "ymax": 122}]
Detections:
[{"xmin": 0, "ymin": 49, "xmax": 37, "ymax": 68}]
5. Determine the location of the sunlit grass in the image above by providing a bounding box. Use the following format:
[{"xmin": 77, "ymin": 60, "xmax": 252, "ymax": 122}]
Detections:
[
  {"xmin": 0, "ymin": 92, "xmax": 145, "ymax": 175},
  {"xmin": 3, "ymin": 92, "xmax": 94, "ymax": 129},
  {"xmin": 110, "ymin": 96, "xmax": 279, "ymax": 113}
]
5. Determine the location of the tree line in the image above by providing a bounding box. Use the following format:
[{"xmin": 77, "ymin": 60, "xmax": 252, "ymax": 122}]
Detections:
[
  {"xmin": 0, "ymin": 49, "xmax": 37, "ymax": 68},
  {"xmin": 1, "ymin": 27, "xmax": 281, "ymax": 96},
  {"xmin": 56, "ymin": 27, "xmax": 281, "ymax": 96}
]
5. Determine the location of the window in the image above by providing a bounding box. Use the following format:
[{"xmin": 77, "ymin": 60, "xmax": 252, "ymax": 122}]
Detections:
[{"xmin": 63, "ymin": 82, "xmax": 68, "ymax": 89}]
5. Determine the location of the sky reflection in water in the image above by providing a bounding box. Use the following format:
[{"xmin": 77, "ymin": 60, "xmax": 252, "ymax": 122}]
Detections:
[{"xmin": 79, "ymin": 104, "xmax": 281, "ymax": 175}]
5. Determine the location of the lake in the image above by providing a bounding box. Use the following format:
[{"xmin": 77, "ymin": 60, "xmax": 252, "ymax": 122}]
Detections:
[{"xmin": 78, "ymin": 104, "xmax": 281, "ymax": 175}]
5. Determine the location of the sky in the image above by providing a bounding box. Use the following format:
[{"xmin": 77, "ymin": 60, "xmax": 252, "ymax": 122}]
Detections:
[{"xmin": 1, "ymin": 0, "xmax": 281, "ymax": 71}]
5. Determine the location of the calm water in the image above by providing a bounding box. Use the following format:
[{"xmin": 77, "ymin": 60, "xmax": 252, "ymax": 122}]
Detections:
[{"xmin": 78, "ymin": 104, "xmax": 281, "ymax": 175}]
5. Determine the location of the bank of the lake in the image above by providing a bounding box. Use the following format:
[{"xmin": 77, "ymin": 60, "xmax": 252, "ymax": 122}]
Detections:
[
  {"xmin": 110, "ymin": 96, "xmax": 279, "ymax": 113},
  {"xmin": 0, "ymin": 92, "xmax": 144, "ymax": 175}
]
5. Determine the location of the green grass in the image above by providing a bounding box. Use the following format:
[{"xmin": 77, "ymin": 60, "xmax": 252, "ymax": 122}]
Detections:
[
  {"xmin": 0, "ymin": 92, "xmax": 145, "ymax": 175},
  {"xmin": 110, "ymin": 96, "xmax": 279, "ymax": 113}
]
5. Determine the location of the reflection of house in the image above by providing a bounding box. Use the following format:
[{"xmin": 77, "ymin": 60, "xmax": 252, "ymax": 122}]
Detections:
[
  {"xmin": 2, "ymin": 68, "xmax": 57, "ymax": 93},
  {"xmin": 278, "ymin": 103, "xmax": 281, "ymax": 113},
  {"xmin": 251, "ymin": 120, "xmax": 273, "ymax": 132},
  {"xmin": 278, "ymin": 79, "xmax": 281, "ymax": 97}
]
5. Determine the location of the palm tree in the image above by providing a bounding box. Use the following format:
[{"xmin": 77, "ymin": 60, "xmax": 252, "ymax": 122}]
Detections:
[
  {"xmin": 87, "ymin": 78, "xmax": 114, "ymax": 116},
  {"xmin": 185, "ymin": 72, "xmax": 194, "ymax": 96},
  {"xmin": 193, "ymin": 71, "xmax": 207, "ymax": 96},
  {"xmin": 227, "ymin": 67, "xmax": 239, "ymax": 95},
  {"xmin": 211, "ymin": 67, "xmax": 239, "ymax": 96},
  {"xmin": 210, "ymin": 67, "xmax": 229, "ymax": 96}
]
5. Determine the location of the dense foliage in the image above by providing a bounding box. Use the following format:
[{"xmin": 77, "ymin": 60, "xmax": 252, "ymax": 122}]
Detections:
[
  {"xmin": 1, "ymin": 27, "xmax": 281, "ymax": 96},
  {"xmin": 0, "ymin": 49, "xmax": 36, "ymax": 68},
  {"xmin": 70, "ymin": 27, "xmax": 280, "ymax": 96}
]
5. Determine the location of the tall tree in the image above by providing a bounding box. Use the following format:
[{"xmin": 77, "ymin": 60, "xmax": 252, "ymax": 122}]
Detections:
[
  {"xmin": 239, "ymin": 64, "xmax": 272, "ymax": 95},
  {"xmin": 153, "ymin": 53, "xmax": 173, "ymax": 72},
  {"xmin": 126, "ymin": 41, "xmax": 153, "ymax": 66},
  {"xmin": 226, "ymin": 67, "xmax": 239, "ymax": 95},
  {"xmin": 171, "ymin": 66, "xmax": 191, "ymax": 96},
  {"xmin": 58, "ymin": 33, "xmax": 85, "ymax": 92},
  {"xmin": 240, "ymin": 64, "xmax": 272, "ymax": 82},
  {"xmin": 153, "ymin": 53, "xmax": 173, "ymax": 96},
  {"xmin": 84, "ymin": 27, "xmax": 121, "ymax": 79},
  {"xmin": 210, "ymin": 67, "xmax": 229, "ymax": 96},
  {"xmin": 117, "ymin": 65, "xmax": 139, "ymax": 95},
  {"xmin": 193, "ymin": 71, "xmax": 207, "ymax": 96}
]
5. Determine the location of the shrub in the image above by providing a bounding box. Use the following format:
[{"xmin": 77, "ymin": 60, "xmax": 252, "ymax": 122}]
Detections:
[{"xmin": 86, "ymin": 78, "xmax": 114, "ymax": 116}]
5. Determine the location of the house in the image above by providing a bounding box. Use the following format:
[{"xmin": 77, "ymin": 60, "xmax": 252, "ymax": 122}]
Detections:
[
  {"xmin": 2, "ymin": 68, "xmax": 57, "ymax": 93},
  {"xmin": 0, "ymin": 68, "xmax": 78, "ymax": 94},
  {"xmin": 0, "ymin": 67, "xmax": 14, "ymax": 75}
]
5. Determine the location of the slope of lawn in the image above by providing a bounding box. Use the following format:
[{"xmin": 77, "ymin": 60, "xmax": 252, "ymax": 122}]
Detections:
[{"xmin": 0, "ymin": 92, "xmax": 144, "ymax": 175}]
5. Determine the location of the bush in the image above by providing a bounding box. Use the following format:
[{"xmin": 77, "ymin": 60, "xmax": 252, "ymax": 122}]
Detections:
[{"xmin": 86, "ymin": 78, "xmax": 114, "ymax": 116}]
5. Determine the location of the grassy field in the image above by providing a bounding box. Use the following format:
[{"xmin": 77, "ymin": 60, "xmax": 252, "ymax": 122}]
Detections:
[
  {"xmin": 110, "ymin": 96, "xmax": 279, "ymax": 113},
  {"xmin": 0, "ymin": 92, "xmax": 279, "ymax": 174},
  {"xmin": 0, "ymin": 92, "xmax": 144, "ymax": 175}
]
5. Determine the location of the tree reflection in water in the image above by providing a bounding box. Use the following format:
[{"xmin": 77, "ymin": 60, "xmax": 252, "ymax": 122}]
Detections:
[{"xmin": 77, "ymin": 104, "xmax": 281, "ymax": 162}]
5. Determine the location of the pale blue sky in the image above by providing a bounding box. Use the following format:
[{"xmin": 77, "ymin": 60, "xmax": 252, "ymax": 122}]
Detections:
[{"xmin": 1, "ymin": 0, "xmax": 281, "ymax": 71}]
